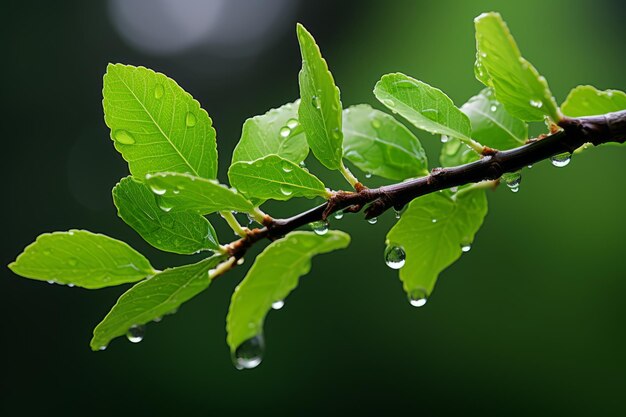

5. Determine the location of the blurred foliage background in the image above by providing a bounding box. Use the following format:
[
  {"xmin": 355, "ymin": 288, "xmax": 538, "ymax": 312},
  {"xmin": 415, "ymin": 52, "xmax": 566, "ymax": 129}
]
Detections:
[{"xmin": 2, "ymin": 0, "xmax": 625, "ymax": 415}]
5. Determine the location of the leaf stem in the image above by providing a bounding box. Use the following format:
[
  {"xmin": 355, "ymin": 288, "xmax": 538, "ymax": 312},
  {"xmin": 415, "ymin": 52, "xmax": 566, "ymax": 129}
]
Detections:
[
  {"xmin": 209, "ymin": 257, "xmax": 237, "ymax": 280},
  {"xmin": 219, "ymin": 211, "xmax": 248, "ymax": 238},
  {"xmin": 339, "ymin": 161, "xmax": 360, "ymax": 189}
]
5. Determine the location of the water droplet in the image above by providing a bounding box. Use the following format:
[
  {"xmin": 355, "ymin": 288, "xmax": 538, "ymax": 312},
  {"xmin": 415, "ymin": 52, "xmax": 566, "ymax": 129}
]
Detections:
[
  {"xmin": 154, "ymin": 84, "xmax": 164, "ymax": 99},
  {"xmin": 113, "ymin": 130, "xmax": 135, "ymax": 145},
  {"xmin": 441, "ymin": 135, "xmax": 449, "ymax": 143},
  {"xmin": 381, "ymin": 98, "xmax": 395, "ymax": 107},
  {"xmin": 246, "ymin": 213, "xmax": 255, "ymax": 225},
  {"xmin": 332, "ymin": 128, "xmax": 341, "ymax": 139},
  {"xmin": 299, "ymin": 161, "xmax": 307, "ymax": 169},
  {"xmin": 286, "ymin": 118, "xmax": 299, "ymax": 129},
  {"xmin": 384, "ymin": 245, "xmax": 406, "ymax": 269},
  {"xmin": 450, "ymin": 186, "xmax": 459, "ymax": 193},
  {"xmin": 157, "ymin": 198, "xmax": 173, "ymax": 212},
  {"xmin": 408, "ymin": 289, "xmax": 428, "ymax": 307},
  {"xmin": 153, "ymin": 316, "xmax": 163, "ymax": 323},
  {"xmin": 311, "ymin": 95, "xmax": 321, "ymax": 109},
  {"xmin": 368, "ymin": 217, "xmax": 378, "ymax": 225},
  {"xmin": 185, "ymin": 112, "xmax": 197, "ymax": 127},
  {"xmin": 461, "ymin": 243, "xmax": 471, "ymax": 253},
  {"xmin": 149, "ymin": 184, "xmax": 167, "ymax": 196},
  {"xmin": 371, "ymin": 118, "xmax": 382, "ymax": 129},
  {"xmin": 502, "ymin": 172, "xmax": 521, "ymax": 193},
  {"xmin": 480, "ymin": 52, "xmax": 487, "ymax": 58},
  {"xmin": 365, "ymin": 172, "xmax": 372, "ymax": 179},
  {"xmin": 67, "ymin": 283, "xmax": 75, "ymax": 288},
  {"xmin": 47, "ymin": 280, "xmax": 54, "ymax": 284},
  {"xmin": 232, "ymin": 334, "xmax": 264, "ymax": 370},
  {"xmin": 551, "ymin": 152, "xmax": 571, "ymax": 168},
  {"xmin": 281, "ymin": 161, "xmax": 293, "ymax": 173},
  {"xmin": 309, "ymin": 220, "xmax": 329, "ymax": 235},
  {"xmin": 279, "ymin": 126, "xmax": 291, "ymax": 138},
  {"xmin": 394, "ymin": 209, "xmax": 402, "ymax": 219},
  {"xmin": 527, "ymin": 164, "xmax": 533, "ymax": 169},
  {"xmin": 271, "ymin": 300, "xmax": 284, "ymax": 310},
  {"xmin": 529, "ymin": 99, "xmax": 543, "ymax": 108},
  {"xmin": 334, "ymin": 211, "xmax": 344, "ymax": 220},
  {"xmin": 98, "ymin": 345, "xmax": 107, "ymax": 351},
  {"xmin": 126, "ymin": 324, "xmax": 145, "ymax": 343},
  {"xmin": 236, "ymin": 258, "xmax": 245, "ymax": 266},
  {"xmin": 431, "ymin": 218, "xmax": 438, "ymax": 223},
  {"xmin": 280, "ymin": 186, "xmax": 293, "ymax": 196},
  {"xmin": 490, "ymin": 105, "xmax": 497, "ymax": 112}
]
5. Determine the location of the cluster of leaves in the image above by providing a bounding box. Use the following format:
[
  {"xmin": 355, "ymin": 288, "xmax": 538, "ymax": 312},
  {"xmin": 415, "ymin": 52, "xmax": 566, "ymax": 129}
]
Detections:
[{"xmin": 8, "ymin": 13, "xmax": 626, "ymax": 367}]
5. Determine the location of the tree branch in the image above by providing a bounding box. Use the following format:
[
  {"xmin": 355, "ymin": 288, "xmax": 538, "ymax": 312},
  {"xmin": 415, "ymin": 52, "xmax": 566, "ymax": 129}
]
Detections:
[{"xmin": 223, "ymin": 110, "xmax": 626, "ymax": 263}]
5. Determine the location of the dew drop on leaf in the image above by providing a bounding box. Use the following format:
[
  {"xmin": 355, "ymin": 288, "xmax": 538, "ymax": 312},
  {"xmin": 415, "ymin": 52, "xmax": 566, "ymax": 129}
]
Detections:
[
  {"xmin": 232, "ymin": 334, "xmax": 264, "ymax": 370},
  {"xmin": 502, "ymin": 172, "xmax": 521, "ymax": 193},
  {"xmin": 309, "ymin": 220, "xmax": 329, "ymax": 235},
  {"xmin": 367, "ymin": 217, "xmax": 378, "ymax": 225},
  {"xmin": 431, "ymin": 218, "xmax": 438, "ymax": 223},
  {"xmin": 281, "ymin": 161, "xmax": 293, "ymax": 173},
  {"xmin": 280, "ymin": 186, "xmax": 293, "ymax": 196},
  {"xmin": 286, "ymin": 118, "xmax": 299, "ymax": 129},
  {"xmin": 236, "ymin": 258, "xmax": 245, "ymax": 266},
  {"xmin": 408, "ymin": 289, "xmax": 428, "ymax": 307},
  {"xmin": 157, "ymin": 198, "xmax": 174, "ymax": 213},
  {"xmin": 490, "ymin": 105, "xmax": 498, "ymax": 112},
  {"xmin": 394, "ymin": 209, "xmax": 401, "ymax": 220},
  {"xmin": 126, "ymin": 324, "xmax": 145, "ymax": 343},
  {"xmin": 149, "ymin": 185, "xmax": 167, "ymax": 196},
  {"xmin": 461, "ymin": 243, "xmax": 472, "ymax": 253},
  {"xmin": 185, "ymin": 112, "xmax": 197, "ymax": 127},
  {"xmin": 551, "ymin": 152, "xmax": 571, "ymax": 168},
  {"xmin": 271, "ymin": 300, "xmax": 285, "ymax": 310},
  {"xmin": 529, "ymin": 99, "xmax": 543, "ymax": 109},
  {"xmin": 113, "ymin": 130, "xmax": 135, "ymax": 145},
  {"xmin": 384, "ymin": 245, "xmax": 406, "ymax": 269},
  {"xmin": 334, "ymin": 210, "xmax": 344, "ymax": 220},
  {"xmin": 371, "ymin": 118, "xmax": 382, "ymax": 129},
  {"xmin": 441, "ymin": 135, "xmax": 449, "ymax": 143},
  {"xmin": 154, "ymin": 84, "xmax": 164, "ymax": 99},
  {"xmin": 153, "ymin": 316, "xmax": 163, "ymax": 323},
  {"xmin": 279, "ymin": 126, "xmax": 291, "ymax": 138},
  {"xmin": 364, "ymin": 172, "xmax": 372, "ymax": 179},
  {"xmin": 311, "ymin": 95, "xmax": 321, "ymax": 109}
]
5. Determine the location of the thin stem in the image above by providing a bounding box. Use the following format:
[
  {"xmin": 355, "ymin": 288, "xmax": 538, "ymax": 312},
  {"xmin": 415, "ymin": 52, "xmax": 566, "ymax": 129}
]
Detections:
[
  {"xmin": 219, "ymin": 211, "xmax": 247, "ymax": 238},
  {"xmin": 209, "ymin": 257, "xmax": 237, "ymax": 280},
  {"xmin": 339, "ymin": 161, "xmax": 360, "ymax": 189},
  {"xmin": 462, "ymin": 136, "xmax": 487, "ymax": 154}
]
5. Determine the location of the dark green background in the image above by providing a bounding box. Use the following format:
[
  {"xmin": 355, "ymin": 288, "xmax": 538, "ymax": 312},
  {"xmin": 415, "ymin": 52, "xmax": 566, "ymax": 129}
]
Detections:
[{"xmin": 3, "ymin": 0, "xmax": 625, "ymax": 415}]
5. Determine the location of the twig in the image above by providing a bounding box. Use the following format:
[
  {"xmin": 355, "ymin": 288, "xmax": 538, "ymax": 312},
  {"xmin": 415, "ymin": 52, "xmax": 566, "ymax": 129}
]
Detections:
[{"xmin": 224, "ymin": 110, "xmax": 626, "ymax": 259}]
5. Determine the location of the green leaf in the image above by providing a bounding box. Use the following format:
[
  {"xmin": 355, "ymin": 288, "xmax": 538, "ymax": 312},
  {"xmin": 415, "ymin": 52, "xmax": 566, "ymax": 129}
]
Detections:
[
  {"xmin": 561, "ymin": 85, "xmax": 626, "ymax": 117},
  {"xmin": 144, "ymin": 172, "xmax": 254, "ymax": 215},
  {"xmin": 441, "ymin": 88, "xmax": 527, "ymax": 167},
  {"xmin": 374, "ymin": 73, "xmax": 473, "ymax": 144},
  {"xmin": 9, "ymin": 230, "xmax": 154, "ymax": 289},
  {"xmin": 474, "ymin": 12, "xmax": 559, "ymax": 122},
  {"xmin": 226, "ymin": 231, "xmax": 350, "ymax": 353},
  {"xmin": 228, "ymin": 155, "xmax": 330, "ymax": 202},
  {"xmin": 296, "ymin": 24, "xmax": 344, "ymax": 170},
  {"xmin": 232, "ymin": 101, "xmax": 309, "ymax": 164},
  {"xmin": 90, "ymin": 254, "xmax": 225, "ymax": 350},
  {"xmin": 103, "ymin": 64, "xmax": 218, "ymax": 179},
  {"xmin": 343, "ymin": 105, "xmax": 429, "ymax": 180},
  {"xmin": 113, "ymin": 177, "xmax": 219, "ymax": 254},
  {"xmin": 387, "ymin": 189, "xmax": 488, "ymax": 298}
]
